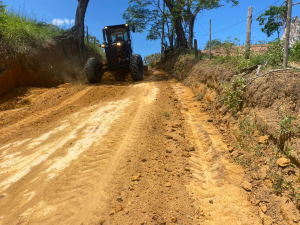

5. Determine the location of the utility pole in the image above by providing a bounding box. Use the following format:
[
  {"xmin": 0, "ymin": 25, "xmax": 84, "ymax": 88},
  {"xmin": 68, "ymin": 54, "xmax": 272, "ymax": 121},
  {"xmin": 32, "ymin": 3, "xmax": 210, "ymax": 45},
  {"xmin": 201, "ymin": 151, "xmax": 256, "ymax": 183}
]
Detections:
[
  {"xmin": 160, "ymin": 0, "xmax": 165, "ymax": 60},
  {"xmin": 209, "ymin": 19, "xmax": 212, "ymax": 60},
  {"xmin": 283, "ymin": 0, "xmax": 292, "ymax": 68},
  {"xmin": 245, "ymin": 6, "xmax": 253, "ymax": 59}
]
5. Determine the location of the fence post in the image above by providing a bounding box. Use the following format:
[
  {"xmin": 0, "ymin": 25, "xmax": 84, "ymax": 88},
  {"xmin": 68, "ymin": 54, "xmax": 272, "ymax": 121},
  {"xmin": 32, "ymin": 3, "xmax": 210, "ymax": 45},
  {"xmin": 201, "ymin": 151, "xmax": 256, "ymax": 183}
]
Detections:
[
  {"xmin": 283, "ymin": 0, "xmax": 293, "ymax": 68},
  {"xmin": 209, "ymin": 19, "xmax": 212, "ymax": 60},
  {"xmin": 245, "ymin": 6, "xmax": 253, "ymax": 59},
  {"xmin": 194, "ymin": 39, "xmax": 198, "ymax": 58}
]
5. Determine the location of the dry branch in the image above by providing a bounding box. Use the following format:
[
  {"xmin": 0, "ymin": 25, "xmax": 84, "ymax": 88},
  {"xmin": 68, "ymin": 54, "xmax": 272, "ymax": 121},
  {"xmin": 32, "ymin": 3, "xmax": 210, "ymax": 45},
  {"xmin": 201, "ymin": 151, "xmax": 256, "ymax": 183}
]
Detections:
[
  {"xmin": 289, "ymin": 65, "xmax": 300, "ymax": 70},
  {"xmin": 244, "ymin": 68, "xmax": 294, "ymax": 89}
]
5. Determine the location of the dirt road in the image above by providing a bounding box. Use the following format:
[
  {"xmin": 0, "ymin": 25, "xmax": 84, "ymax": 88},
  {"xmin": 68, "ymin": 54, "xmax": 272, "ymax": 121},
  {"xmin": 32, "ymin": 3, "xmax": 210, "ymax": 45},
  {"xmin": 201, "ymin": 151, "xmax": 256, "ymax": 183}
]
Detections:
[{"xmin": 0, "ymin": 70, "xmax": 261, "ymax": 224}]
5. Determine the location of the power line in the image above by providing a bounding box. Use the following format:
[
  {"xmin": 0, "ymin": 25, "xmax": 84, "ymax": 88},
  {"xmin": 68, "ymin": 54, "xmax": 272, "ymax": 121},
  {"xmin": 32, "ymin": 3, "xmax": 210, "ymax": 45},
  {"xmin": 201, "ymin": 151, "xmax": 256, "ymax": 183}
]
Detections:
[
  {"xmin": 252, "ymin": 0, "xmax": 282, "ymax": 19},
  {"xmin": 231, "ymin": 25, "xmax": 261, "ymax": 37},
  {"xmin": 196, "ymin": 18, "xmax": 208, "ymax": 35},
  {"xmin": 195, "ymin": 0, "xmax": 282, "ymax": 38}
]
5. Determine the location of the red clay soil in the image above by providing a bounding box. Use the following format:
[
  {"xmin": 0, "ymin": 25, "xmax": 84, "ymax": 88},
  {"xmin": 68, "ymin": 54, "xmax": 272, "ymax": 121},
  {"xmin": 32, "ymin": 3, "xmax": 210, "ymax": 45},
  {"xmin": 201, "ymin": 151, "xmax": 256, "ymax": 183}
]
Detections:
[{"xmin": 0, "ymin": 38, "xmax": 102, "ymax": 97}]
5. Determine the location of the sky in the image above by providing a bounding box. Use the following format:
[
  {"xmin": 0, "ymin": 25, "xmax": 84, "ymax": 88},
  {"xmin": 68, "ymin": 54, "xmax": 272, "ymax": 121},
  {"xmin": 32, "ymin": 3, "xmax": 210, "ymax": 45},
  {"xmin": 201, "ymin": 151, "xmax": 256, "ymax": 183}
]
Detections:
[{"xmin": 4, "ymin": 0, "xmax": 300, "ymax": 58}]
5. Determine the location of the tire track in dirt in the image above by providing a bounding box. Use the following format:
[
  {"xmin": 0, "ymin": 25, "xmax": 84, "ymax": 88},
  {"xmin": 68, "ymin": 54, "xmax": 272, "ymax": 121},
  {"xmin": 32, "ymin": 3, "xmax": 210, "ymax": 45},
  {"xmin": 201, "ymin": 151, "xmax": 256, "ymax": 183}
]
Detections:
[
  {"xmin": 96, "ymin": 81, "xmax": 196, "ymax": 225},
  {"xmin": 0, "ymin": 82, "xmax": 159, "ymax": 225},
  {"xmin": 0, "ymin": 87, "xmax": 93, "ymax": 138},
  {"xmin": 173, "ymin": 83, "xmax": 261, "ymax": 224}
]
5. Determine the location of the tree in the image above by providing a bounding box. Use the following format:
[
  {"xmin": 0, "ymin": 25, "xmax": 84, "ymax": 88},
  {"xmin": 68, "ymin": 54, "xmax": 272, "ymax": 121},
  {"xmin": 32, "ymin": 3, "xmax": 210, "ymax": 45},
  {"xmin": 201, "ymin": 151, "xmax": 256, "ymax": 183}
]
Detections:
[
  {"xmin": 123, "ymin": 0, "xmax": 153, "ymax": 33},
  {"xmin": 69, "ymin": 0, "xmax": 90, "ymax": 61},
  {"xmin": 85, "ymin": 34, "xmax": 100, "ymax": 45},
  {"xmin": 163, "ymin": 0, "xmax": 187, "ymax": 47},
  {"xmin": 0, "ymin": 1, "xmax": 7, "ymax": 28},
  {"xmin": 144, "ymin": 53, "xmax": 161, "ymax": 66},
  {"xmin": 185, "ymin": 0, "xmax": 238, "ymax": 48},
  {"xmin": 164, "ymin": 0, "xmax": 238, "ymax": 48},
  {"xmin": 124, "ymin": 0, "xmax": 238, "ymax": 49},
  {"xmin": 204, "ymin": 39, "xmax": 221, "ymax": 50},
  {"xmin": 123, "ymin": 0, "xmax": 175, "ymax": 47},
  {"xmin": 257, "ymin": 5, "xmax": 286, "ymax": 39}
]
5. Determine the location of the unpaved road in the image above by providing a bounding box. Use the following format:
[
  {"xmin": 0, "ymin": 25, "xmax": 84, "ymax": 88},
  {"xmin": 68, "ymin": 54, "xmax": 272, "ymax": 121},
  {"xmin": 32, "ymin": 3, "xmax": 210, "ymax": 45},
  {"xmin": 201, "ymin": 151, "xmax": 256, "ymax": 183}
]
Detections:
[{"xmin": 0, "ymin": 71, "xmax": 261, "ymax": 224}]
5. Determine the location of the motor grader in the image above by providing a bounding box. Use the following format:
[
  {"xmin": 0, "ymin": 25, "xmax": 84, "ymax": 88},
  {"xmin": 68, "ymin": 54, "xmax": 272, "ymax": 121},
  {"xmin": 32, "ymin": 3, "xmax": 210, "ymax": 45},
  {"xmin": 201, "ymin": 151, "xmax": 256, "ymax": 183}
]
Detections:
[{"xmin": 84, "ymin": 24, "xmax": 143, "ymax": 82}]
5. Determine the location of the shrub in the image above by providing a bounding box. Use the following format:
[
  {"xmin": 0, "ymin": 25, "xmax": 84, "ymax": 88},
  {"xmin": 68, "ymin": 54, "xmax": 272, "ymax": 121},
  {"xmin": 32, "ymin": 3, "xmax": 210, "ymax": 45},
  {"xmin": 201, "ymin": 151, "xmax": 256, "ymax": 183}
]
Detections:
[
  {"xmin": 144, "ymin": 53, "xmax": 160, "ymax": 66},
  {"xmin": 220, "ymin": 75, "xmax": 247, "ymax": 112},
  {"xmin": 214, "ymin": 40, "xmax": 284, "ymax": 71},
  {"xmin": 290, "ymin": 42, "xmax": 300, "ymax": 62},
  {"xmin": 0, "ymin": 1, "xmax": 7, "ymax": 30}
]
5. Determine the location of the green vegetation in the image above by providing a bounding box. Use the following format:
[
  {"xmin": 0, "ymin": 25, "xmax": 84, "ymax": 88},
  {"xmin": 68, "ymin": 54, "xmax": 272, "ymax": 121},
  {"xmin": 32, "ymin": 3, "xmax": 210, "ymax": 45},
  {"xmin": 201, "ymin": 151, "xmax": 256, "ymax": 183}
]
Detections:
[
  {"xmin": 214, "ymin": 39, "xmax": 287, "ymax": 71},
  {"xmin": 123, "ymin": 0, "xmax": 238, "ymax": 48},
  {"xmin": 272, "ymin": 173, "xmax": 287, "ymax": 195},
  {"xmin": 0, "ymin": 1, "xmax": 6, "ymax": 27},
  {"xmin": 285, "ymin": 146, "xmax": 293, "ymax": 158},
  {"xmin": 204, "ymin": 39, "xmax": 222, "ymax": 50},
  {"xmin": 220, "ymin": 75, "xmax": 246, "ymax": 112},
  {"xmin": 85, "ymin": 34, "xmax": 105, "ymax": 59},
  {"xmin": 256, "ymin": 5, "xmax": 286, "ymax": 39},
  {"xmin": 271, "ymin": 172, "xmax": 300, "ymax": 199},
  {"xmin": 232, "ymin": 116, "xmax": 300, "ymax": 199},
  {"xmin": 0, "ymin": 3, "xmax": 105, "ymax": 57},
  {"xmin": 0, "ymin": 5, "xmax": 64, "ymax": 54},
  {"xmin": 290, "ymin": 42, "xmax": 300, "ymax": 62},
  {"xmin": 232, "ymin": 117, "xmax": 265, "ymax": 167},
  {"xmin": 144, "ymin": 53, "xmax": 160, "ymax": 67},
  {"xmin": 235, "ymin": 117, "xmax": 257, "ymax": 152},
  {"xmin": 278, "ymin": 114, "xmax": 299, "ymax": 136},
  {"xmin": 205, "ymin": 37, "xmax": 240, "ymax": 51},
  {"xmin": 163, "ymin": 112, "xmax": 170, "ymax": 118}
]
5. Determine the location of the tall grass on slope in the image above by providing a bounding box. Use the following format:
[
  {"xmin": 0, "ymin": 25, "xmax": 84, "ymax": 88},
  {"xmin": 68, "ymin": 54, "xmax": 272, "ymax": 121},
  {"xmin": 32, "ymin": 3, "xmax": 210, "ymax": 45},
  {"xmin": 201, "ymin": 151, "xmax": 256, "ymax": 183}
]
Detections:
[
  {"xmin": 0, "ymin": 2, "xmax": 64, "ymax": 55},
  {"xmin": 85, "ymin": 40, "xmax": 106, "ymax": 60}
]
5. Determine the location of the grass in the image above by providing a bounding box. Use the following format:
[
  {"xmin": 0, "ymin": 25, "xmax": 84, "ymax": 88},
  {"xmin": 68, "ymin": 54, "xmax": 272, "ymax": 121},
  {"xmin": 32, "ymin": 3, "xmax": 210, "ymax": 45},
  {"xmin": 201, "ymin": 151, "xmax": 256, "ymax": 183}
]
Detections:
[
  {"xmin": 0, "ymin": 3, "xmax": 105, "ymax": 58},
  {"xmin": 0, "ymin": 4, "xmax": 64, "ymax": 54},
  {"xmin": 163, "ymin": 112, "xmax": 170, "ymax": 118},
  {"xmin": 213, "ymin": 40, "xmax": 286, "ymax": 71},
  {"xmin": 85, "ymin": 41, "xmax": 106, "ymax": 60}
]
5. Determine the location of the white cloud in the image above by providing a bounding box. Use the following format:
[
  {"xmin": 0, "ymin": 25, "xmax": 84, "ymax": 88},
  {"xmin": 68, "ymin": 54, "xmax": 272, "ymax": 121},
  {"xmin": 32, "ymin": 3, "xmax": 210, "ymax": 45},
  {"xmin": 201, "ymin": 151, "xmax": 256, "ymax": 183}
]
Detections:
[{"xmin": 51, "ymin": 18, "xmax": 75, "ymax": 26}]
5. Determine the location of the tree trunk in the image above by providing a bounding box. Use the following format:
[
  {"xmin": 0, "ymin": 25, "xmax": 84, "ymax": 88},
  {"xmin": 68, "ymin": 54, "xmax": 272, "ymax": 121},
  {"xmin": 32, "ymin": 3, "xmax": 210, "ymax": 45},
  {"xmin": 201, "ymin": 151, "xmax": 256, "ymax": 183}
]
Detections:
[
  {"xmin": 174, "ymin": 16, "xmax": 187, "ymax": 48},
  {"xmin": 164, "ymin": 0, "xmax": 187, "ymax": 48},
  {"xmin": 169, "ymin": 33, "xmax": 173, "ymax": 48},
  {"xmin": 70, "ymin": 0, "xmax": 90, "ymax": 62},
  {"xmin": 188, "ymin": 16, "xmax": 195, "ymax": 49}
]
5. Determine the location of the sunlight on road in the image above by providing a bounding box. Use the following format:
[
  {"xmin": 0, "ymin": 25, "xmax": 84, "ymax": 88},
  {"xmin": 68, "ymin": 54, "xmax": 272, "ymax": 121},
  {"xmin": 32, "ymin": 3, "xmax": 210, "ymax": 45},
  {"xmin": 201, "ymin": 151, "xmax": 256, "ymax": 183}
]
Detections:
[{"xmin": 0, "ymin": 98, "xmax": 132, "ymax": 191}]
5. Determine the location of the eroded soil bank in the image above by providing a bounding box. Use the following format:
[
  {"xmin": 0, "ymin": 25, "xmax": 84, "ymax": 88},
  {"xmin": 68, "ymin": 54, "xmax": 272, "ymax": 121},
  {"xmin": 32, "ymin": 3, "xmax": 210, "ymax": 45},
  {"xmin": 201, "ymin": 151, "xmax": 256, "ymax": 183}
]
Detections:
[{"xmin": 0, "ymin": 38, "xmax": 102, "ymax": 97}]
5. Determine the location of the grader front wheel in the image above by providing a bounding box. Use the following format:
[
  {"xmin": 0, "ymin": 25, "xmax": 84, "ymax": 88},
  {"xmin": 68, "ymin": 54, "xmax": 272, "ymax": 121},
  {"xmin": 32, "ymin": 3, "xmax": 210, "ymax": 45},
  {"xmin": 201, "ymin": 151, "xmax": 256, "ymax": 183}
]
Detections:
[
  {"xmin": 130, "ymin": 54, "xmax": 144, "ymax": 81},
  {"xmin": 85, "ymin": 58, "xmax": 103, "ymax": 83}
]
